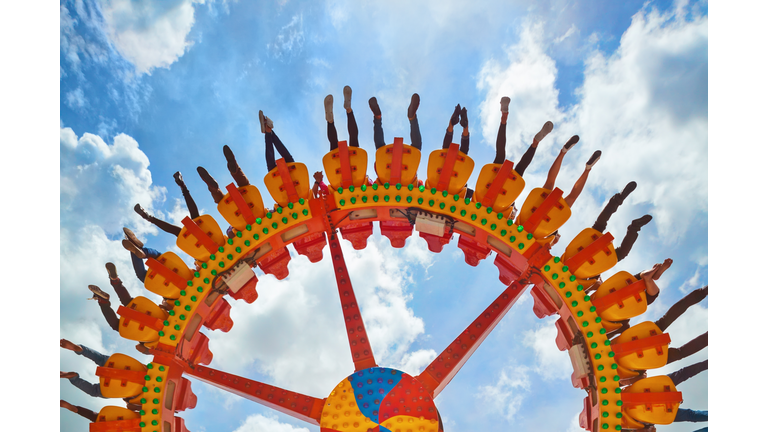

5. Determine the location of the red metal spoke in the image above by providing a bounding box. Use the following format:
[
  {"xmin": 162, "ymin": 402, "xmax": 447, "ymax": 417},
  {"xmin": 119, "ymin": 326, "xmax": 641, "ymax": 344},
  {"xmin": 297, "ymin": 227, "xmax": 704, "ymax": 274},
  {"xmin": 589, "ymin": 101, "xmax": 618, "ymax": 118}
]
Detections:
[
  {"xmin": 185, "ymin": 364, "xmax": 325, "ymax": 425},
  {"xmin": 416, "ymin": 278, "xmax": 534, "ymax": 398}
]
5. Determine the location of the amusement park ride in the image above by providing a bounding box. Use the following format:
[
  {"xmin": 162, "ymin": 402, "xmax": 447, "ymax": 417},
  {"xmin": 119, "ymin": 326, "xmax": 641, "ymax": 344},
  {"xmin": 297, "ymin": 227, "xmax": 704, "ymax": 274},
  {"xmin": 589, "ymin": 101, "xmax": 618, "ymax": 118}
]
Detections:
[{"xmin": 80, "ymin": 122, "xmax": 687, "ymax": 432}]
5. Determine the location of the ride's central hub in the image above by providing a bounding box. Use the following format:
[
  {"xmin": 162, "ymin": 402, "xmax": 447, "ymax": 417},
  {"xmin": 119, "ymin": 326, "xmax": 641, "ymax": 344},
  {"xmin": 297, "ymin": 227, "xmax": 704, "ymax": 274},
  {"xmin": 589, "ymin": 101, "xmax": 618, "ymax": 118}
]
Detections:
[{"xmin": 320, "ymin": 367, "xmax": 441, "ymax": 432}]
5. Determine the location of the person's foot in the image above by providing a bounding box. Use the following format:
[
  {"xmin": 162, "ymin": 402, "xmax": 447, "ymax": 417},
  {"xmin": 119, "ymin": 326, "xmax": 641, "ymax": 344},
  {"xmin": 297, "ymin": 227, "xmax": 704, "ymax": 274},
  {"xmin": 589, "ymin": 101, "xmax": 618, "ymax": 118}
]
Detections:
[
  {"xmin": 562, "ymin": 135, "xmax": 579, "ymax": 152},
  {"xmin": 368, "ymin": 97, "xmax": 381, "ymax": 117},
  {"xmin": 324, "ymin": 94, "xmax": 334, "ymax": 123},
  {"xmin": 532, "ymin": 121, "xmax": 554, "ymax": 144},
  {"xmin": 259, "ymin": 111, "xmax": 273, "ymax": 132},
  {"xmin": 343, "ymin": 86, "xmax": 352, "ymax": 112},
  {"xmin": 258, "ymin": 110, "xmax": 266, "ymax": 133},
  {"xmin": 123, "ymin": 227, "xmax": 143, "ymax": 248},
  {"xmin": 585, "ymin": 150, "xmax": 601, "ymax": 169},
  {"xmin": 653, "ymin": 258, "xmax": 673, "ymax": 280},
  {"xmin": 60, "ymin": 371, "xmax": 78, "ymax": 379},
  {"xmin": 223, "ymin": 145, "xmax": 237, "ymax": 167},
  {"xmin": 620, "ymin": 181, "xmax": 637, "ymax": 200},
  {"xmin": 408, "ymin": 93, "xmax": 420, "ymax": 119},
  {"xmin": 60, "ymin": 338, "xmax": 83, "ymax": 353},
  {"xmin": 640, "ymin": 263, "xmax": 660, "ymax": 281},
  {"xmin": 134, "ymin": 204, "xmax": 149, "ymax": 220},
  {"xmin": 450, "ymin": 104, "xmax": 461, "ymax": 126},
  {"xmin": 88, "ymin": 285, "xmax": 110, "ymax": 301},
  {"xmin": 500, "ymin": 96, "xmax": 510, "ymax": 113},
  {"xmin": 105, "ymin": 262, "xmax": 118, "ymax": 280},
  {"xmin": 173, "ymin": 171, "xmax": 184, "ymax": 187},
  {"xmin": 630, "ymin": 214, "xmax": 652, "ymax": 229},
  {"xmin": 122, "ymin": 239, "xmax": 146, "ymax": 259},
  {"xmin": 459, "ymin": 107, "xmax": 468, "ymax": 128}
]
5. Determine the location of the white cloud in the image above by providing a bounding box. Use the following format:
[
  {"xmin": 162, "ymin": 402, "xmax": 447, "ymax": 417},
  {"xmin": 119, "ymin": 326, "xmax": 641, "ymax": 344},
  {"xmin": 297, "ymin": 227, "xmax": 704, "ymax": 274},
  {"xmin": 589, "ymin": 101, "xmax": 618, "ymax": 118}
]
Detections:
[
  {"xmin": 267, "ymin": 14, "xmax": 305, "ymax": 59},
  {"xmin": 65, "ymin": 87, "xmax": 88, "ymax": 109},
  {"xmin": 522, "ymin": 317, "xmax": 572, "ymax": 381},
  {"xmin": 476, "ymin": 365, "xmax": 531, "ymax": 422},
  {"xmin": 397, "ymin": 348, "xmax": 438, "ymax": 376},
  {"xmin": 232, "ymin": 414, "xmax": 310, "ymax": 432},
  {"xmin": 100, "ymin": 0, "xmax": 205, "ymax": 74}
]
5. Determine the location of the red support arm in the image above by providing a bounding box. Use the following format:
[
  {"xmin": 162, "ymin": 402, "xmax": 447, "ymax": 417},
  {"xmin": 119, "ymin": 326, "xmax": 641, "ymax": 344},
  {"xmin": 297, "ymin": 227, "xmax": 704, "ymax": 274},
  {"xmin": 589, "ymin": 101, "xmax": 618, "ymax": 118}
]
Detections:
[
  {"xmin": 185, "ymin": 365, "xmax": 325, "ymax": 425},
  {"xmin": 417, "ymin": 278, "xmax": 531, "ymax": 397},
  {"xmin": 225, "ymin": 183, "xmax": 256, "ymax": 225},
  {"xmin": 391, "ymin": 137, "xmax": 404, "ymax": 184}
]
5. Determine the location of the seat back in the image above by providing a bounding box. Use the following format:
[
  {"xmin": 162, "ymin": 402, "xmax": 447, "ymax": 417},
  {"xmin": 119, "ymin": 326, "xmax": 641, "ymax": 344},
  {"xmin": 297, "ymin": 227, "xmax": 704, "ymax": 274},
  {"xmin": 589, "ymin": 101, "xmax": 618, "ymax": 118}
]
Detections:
[
  {"xmin": 425, "ymin": 143, "xmax": 474, "ymax": 195},
  {"xmin": 97, "ymin": 353, "xmax": 147, "ymax": 399},
  {"xmin": 117, "ymin": 296, "xmax": 169, "ymax": 343},
  {"xmin": 323, "ymin": 140, "xmax": 369, "ymax": 189},
  {"xmin": 611, "ymin": 321, "xmax": 670, "ymax": 371},
  {"xmin": 144, "ymin": 251, "xmax": 193, "ymax": 299},
  {"xmin": 263, "ymin": 158, "xmax": 310, "ymax": 207},
  {"xmin": 218, "ymin": 184, "xmax": 267, "ymax": 231},
  {"xmin": 374, "ymin": 138, "xmax": 421, "ymax": 186},
  {"xmin": 176, "ymin": 215, "xmax": 226, "ymax": 262},
  {"xmin": 516, "ymin": 187, "xmax": 571, "ymax": 238},
  {"xmin": 472, "ymin": 161, "xmax": 525, "ymax": 213},
  {"xmin": 621, "ymin": 376, "xmax": 683, "ymax": 426},
  {"xmin": 90, "ymin": 406, "xmax": 141, "ymax": 432},
  {"xmin": 561, "ymin": 227, "xmax": 617, "ymax": 279},
  {"xmin": 591, "ymin": 271, "xmax": 648, "ymax": 322}
]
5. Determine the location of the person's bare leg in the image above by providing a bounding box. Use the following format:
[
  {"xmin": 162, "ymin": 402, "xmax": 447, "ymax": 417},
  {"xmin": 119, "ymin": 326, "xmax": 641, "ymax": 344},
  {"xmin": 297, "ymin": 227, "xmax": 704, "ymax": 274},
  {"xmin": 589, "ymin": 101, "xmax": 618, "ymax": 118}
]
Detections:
[
  {"xmin": 60, "ymin": 339, "xmax": 83, "ymax": 353},
  {"xmin": 564, "ymin": 150, "xmax": 601, "ymax": 207},
  {"xmin": 653, "ymin": 258, "xmax": 674, "ymax": 280},
  {"xmin": 543, "ymin": 135, "xmax": 579, "ymax": 190}
]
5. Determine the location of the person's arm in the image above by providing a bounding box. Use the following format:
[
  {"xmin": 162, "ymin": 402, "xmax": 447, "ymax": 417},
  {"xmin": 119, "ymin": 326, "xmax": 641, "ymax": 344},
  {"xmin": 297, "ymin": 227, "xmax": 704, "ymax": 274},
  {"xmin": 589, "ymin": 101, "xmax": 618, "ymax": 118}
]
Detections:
[
  {"xmin": 619, "ymin": 370, "xmax": 647, "ymax": 387},
  {"xmin": 312, "ymin": 171, "xmax": 323, "ymax": 198}
]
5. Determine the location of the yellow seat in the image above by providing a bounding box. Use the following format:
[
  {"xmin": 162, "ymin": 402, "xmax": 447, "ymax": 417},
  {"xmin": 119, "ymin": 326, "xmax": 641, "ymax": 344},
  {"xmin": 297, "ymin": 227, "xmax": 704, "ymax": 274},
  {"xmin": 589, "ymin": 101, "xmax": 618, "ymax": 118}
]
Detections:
[
  {"xmin": 117, "ymin": 296, "xmax": 169, "ymax": 343},
  {"xmin": 323, "ymin": 141, "xmax": 369, "ymax": 189},
  {"xmin": 515, "ymin": 187, "xmax": 571, "ymax": 239},
  {"xmin": 472, "ymin": 161, "xmax": 525, "ymax": 214},
  {"xmin": 591, "ymin": 271, "xmax": 648, "ymax": 322},
  {"xmin": 177, "ymin": 214, "xmax": 227, "ymax": 262},
  {"xmin": 97, "ymin": 353, "xmax": 147, "ymax": 399},
  {"xmin": 218, "ymin": 184, "xmax": 267, "ymax": 231},
  {"xmin": 621, "ymin": 376, "xmax": 683, "ymax": 426},
  {"xmin": 263, "ymin": 159, "xmax": 310, "ymax": 207},
  {"xmin": 561, "ymin": 227, "xmax": 617, "ymax": 279},
  {"xmin": 91, "ymin": 406, "xmax": 141, "ymax": 431},
  {"xmin": 425, "ymin": 143, "xmax": 474, "ymax": 196},
  {"xmin": 374, "ymin": 138, "xmax": 421, "ymax": 186},
  {"xmin": 144, "ymin": 251, "xmax": 193, "ymax": 299},
  {"xmin": 612, "ymin": 321, "xmax": 670, "ymax": 371}
]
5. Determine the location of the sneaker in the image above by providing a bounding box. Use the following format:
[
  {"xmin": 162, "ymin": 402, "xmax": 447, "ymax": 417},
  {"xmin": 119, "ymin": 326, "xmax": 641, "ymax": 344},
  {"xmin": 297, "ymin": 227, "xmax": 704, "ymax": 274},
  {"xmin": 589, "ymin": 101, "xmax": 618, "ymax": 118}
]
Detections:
[
  {"xmin": 105, "ymin": 262, "xmax": 118, "ymax": 280},
  {"xmin": 408, "ymin": 93, "xmax": 420, "ymax": 119},
  {"xmin": 173, "ymin": 171, "xmax": 184, "ymax": 187},
  {"xmin": 223, "ymin": 145, "xmax": 237, "ymax": 166},
  {"xmin": 123, "ymin": 227, "xmax": 143, "ymax": 248},
  {"xmin": 369, "ymin": 97, "xmax": 381, "ymax": 117},
  {"xmin": 631, "ymin": 214, "xmax": 652, "ymax": 228},
  {"xmin": 197, "ymin": 167, "xmax": 224, "ymax": 202},
  {"xmin": 562, "ymin": 135, "xmax": 579, "ymax": 152},
  {"xmin": 88, "ymin": 285, "xmax": 110, "ymax": 301},
  {"xmin": 460, "ymin": 107, "xmax": 468, "ymax": 128},
  {"xmin": 534, "ymin": 121, "xmax": 554, "ymax": 144},
  {"xmin": 324, "ymin": 94, "xmax": 334, "ymax": 123},
  {"xmin": 122, "ymin": 239, "xmax": 146, "ymax": 259},
  {"xmin": 586, "ymin": 150, "xmax": 601, "ymax": 168},
  {"xmin": 500, "ymin": 96, "xmax": 510, "ymax": 113},
  {"xmin": 620, "ymin": 181, "xmax": 637, "ymax": 200},
  {"xmin": 265, "ymin": 116, "xmax": 274, "ymax": 130},
  {"xmin": 258, "ymin": 110, "xmax": 266, "ymax": 133},
  {"xmin": 343, "ymin": 86, "xmax": 352, "ymax": 112},
  {"xmin": 134, "ymin": 204, "xmax": 149, "ymax": 220},
  {"xmin": 450, "ymin": 104, "xmax": 461, "ymax": 126}
]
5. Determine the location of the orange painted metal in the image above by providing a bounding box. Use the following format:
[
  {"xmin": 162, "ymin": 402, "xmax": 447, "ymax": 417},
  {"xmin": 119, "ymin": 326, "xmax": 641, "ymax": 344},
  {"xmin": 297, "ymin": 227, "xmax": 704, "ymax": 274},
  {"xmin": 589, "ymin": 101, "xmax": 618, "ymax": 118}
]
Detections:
[
  {"xmin": 522, "ymin": 187, "xmax": 564, "ymax": 234},
  {"xmin": 225, "ymin": 183, "xmax": 256, "ymax": 225},
  {"xmin": 181, "ymin": 216, "xmax": 220, "ymax": 255},
  {"xmin": 562, "ymin": 232, "xmax": 615, "ymax": 273},
  {"xmin": 276, "ymin": 158, "xmax": 300, "ymax": 203},
  {"xmin": 480, "ymin": 160, "xmax": 514, "ymax": 208},
  {"xmin": 436, "ymin": 144, "xmax": 460, "ymax": 192},
  {"xmin": 591, "ymin": 279, "xmax": 646, "ymax": 314},
  {"xmin": 391, "ymin": 137, "xmax": 404, "ymax": 184},
  {"xmin": 146, "ymin": 258, "xmax": 188, "ymax": 291},
  {"xmin": 611, "ymin": 333, "xmax": 672, "ymax": 359},
  {"xmin": 117, "ymin": 305, "xmax": 165, "ymax": 332},
  {"xmin": 337, "ymin": 140, "xmax": 353, "ymax": 188}
]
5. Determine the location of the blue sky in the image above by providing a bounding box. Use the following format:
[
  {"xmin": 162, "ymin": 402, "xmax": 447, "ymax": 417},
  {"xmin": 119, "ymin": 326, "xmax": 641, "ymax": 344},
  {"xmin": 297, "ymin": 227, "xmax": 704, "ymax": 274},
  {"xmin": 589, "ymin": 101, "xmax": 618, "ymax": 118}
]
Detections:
[{"xmin": 56, "ymin": 1, "xmax": 709, "ymax": 431}]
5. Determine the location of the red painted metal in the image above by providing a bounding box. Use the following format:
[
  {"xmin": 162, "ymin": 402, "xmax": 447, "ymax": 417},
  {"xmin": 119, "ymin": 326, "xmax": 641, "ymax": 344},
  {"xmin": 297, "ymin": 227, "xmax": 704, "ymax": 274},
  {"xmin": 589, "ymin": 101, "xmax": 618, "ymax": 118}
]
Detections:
[
  {"xmin": 530, "ymin": 285, "xmax": 559, "ymax": 319},
  {"xmin": 379, "ymin": 220, "xmax": 413, "ymax": 248},
  {"xmin": 90, "ymin": 418, "xmax": 141, "ymax": 432},
  {"xmin": 293, "ymin": 231, "xmax": 327, "ymax": 263},
  {"xmin": 181, "ymin": 217, "xmax": 220, "ymax": 254},
  {"xmin": 591, "ymin": 279, "xmax": 646, "ymax": 313},
  {"xmin": 225, "ymin": 183, "xmax": 257, "ymax": 225},
  {"xmin": 456, "ymin": 235, "xmax": 491, "ymax": 266},
  {"xmin": 436, "ymin": 144, "xmax": 459, "ymax": 192},
  {"xmin": 228, "ymin": 276, "xmax": 259, "ymax": 304},
  {"xmin": 416, "ymin": 279, "xmax": 530, "ymax": 397},
  {"xmin": 337, "ymin": 140, "xmax": 353, "ymax": 188},
  {"xmin": 522, "ymin": 187, "xmax": 564, "ymax": 234},
  {"xmin": 493, "ymin": 254, "xmax": 524, "ymax": 286},
  {"xmin": 555, "ymin": 317, "xmax": 575, "ymax": 352},
  {"xmin": 95, "ymin": 367, "xmax": 145, "ymax": 384},
  {"xmin": 621, "ymin": 391, "xmax": 683, "ymax": 406},
  {"xmin": 611, "ymin": 333, "xmax": 671, "ymax": 359},
  {"xmin": 146, "ymin": 258, "xmax": 189, "ymax": 290},
  {"xmin": 391, "ymin": 137, "xmax": 404, "ymax": 184},
  {"xmin": 186, "ymin": 364, "xmax": 326, "ymax": 425},
  {"xmin": 276, "ymin": 158, "xmax": 300, "ymax": 203},
  {"xmin": 480, "ymin": 160, "xmax": 514, "ymax": 208},
  {"xmin": 202, "ymin": 297, "xmax": 234, "ymax": 332},
  {"xmin": 116, "ymin": 306, "xmax": 165, "ymax": 331},
  {"xmin": 562, "ymin": 232, "xmax": 615, "ymax": 272},
  {"xmin": 419, "ymin": 230, "xmax": 453, "ymax": 253},
  {"xmin": 257, "ymin": 246, "xmax": 292, "ymax": 280},
  {"xmin": 340, "ymin": 221, "xmax": 374, "ymax": 250}
]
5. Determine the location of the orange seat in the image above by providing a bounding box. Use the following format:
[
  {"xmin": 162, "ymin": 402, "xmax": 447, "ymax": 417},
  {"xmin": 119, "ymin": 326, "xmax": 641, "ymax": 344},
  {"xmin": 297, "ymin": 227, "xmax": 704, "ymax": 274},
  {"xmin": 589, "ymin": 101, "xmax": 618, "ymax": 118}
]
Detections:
[
  {"xmin": 263, "ymin": 158, "xmax": 310, "ymax": 207},
  {"xmin": 621, "ymin": 376, "xmax": 683, "ymax": 426},
  {"xmin": 472, "ymin": 160, "xmax": 525, "ymax": 215},
  {"xmin": 561, "ymin": 228, "xmax": 617, "ymax": 279},
  {"xmin": 176, "ymin": 215, "xmax": 227, "ymax": 262},
  {"xmin": 218, "ymin": 184, "xmax": 267, "ymax": 231},
  {"xmin": 323, "ymin": 140, "xmax": 369, "ymax": 189},
  {"xmin": 374, "ymin": 138, "xmax": 421, "ymax": 186},
  {"xmin": 515, "ymin": 187, "xmax": 571, "ymax": 239},
  {"xmin": 90, "ymin": 406, "xmax": 141, "ymax": 431},
  {"xmin": 591, "ymin": 271, "xmax": 648, "ymax": 322},
  {"xmin": 97, "ymin": 353, "xmax": 147, "ymax": 399},
  {"xmin": 425, "ymin": 143, "xmax": 474, "ymax": 196},
  {"xmin": 117, "ymin": 296, "xmax": 169, "ymax": 343},
  {"xmin": 611, "ymin": 321, "xmax": 670, "ymax": 371},
  {"xmin": 144, "ymin": 251, "xmax": 193, "ymax": 299}
]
